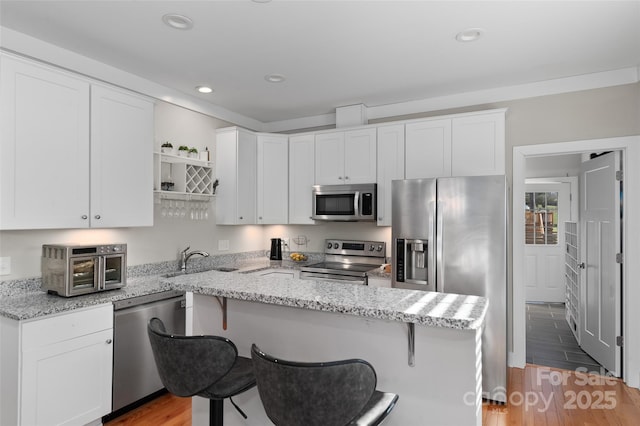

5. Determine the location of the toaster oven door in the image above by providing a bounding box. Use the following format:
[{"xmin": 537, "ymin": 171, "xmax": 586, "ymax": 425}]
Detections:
[
  {"xmin": 104, "ymin": 253, "xmax": 126, "ymax": 290},
  {"xmin": 68, "ymin": 256, "xmax": 100, "ymax": 295}
]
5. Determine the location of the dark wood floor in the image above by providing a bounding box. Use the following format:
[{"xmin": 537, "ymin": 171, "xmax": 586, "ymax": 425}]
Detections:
[{"xmin": 526, "ymin": 302, "xmax": 602, "ymax": 372}]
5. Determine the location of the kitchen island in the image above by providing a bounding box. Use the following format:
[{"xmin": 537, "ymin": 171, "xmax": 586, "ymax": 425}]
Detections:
[
  {"xmin": 1, "ymin": 259, "xmax": 486, "ymax": 426},
  {"xmin": 169, "ymin": 269, "xmax": 487, "ymax": 426}
]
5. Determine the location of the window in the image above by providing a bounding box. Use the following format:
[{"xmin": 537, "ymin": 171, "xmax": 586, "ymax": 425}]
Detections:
[{"xmin": 525, "ymin": 192, "xmax": 558, "ymax": 245}]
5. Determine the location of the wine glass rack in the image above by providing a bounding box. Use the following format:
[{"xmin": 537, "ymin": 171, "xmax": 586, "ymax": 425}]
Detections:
[{"xmin": 153, "ymin": 152, "xmax": 215, "ymax": 201}]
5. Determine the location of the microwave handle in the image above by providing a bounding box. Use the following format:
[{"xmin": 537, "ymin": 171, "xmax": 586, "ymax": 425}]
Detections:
[{"xmin": 354, "ymin": 191, "xmax": 360, "ymax": 214}]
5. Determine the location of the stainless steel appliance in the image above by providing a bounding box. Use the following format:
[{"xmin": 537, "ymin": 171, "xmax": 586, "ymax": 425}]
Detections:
[
  {"xmin": 41, "ymin": 243, "xmax": 126, "ymax": 297},
  {"xmin": 110, "ymin": 290, "xmax": 186, "ymax": 415},
  {"xmin": 392, "ymin": 176, "xmax": 507, "ymax": 402},
  {"xmin": 300, "ymin": 239, "xmax": 386, "ymax": 285},
  {"xmin": 312, "ymin": 183, "xmax": 376, "ymax": 221}
]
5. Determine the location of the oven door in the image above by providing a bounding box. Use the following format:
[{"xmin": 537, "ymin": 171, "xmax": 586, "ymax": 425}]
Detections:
[
  {"xmin": 67, "ymin": 256, "xmax": 101, "ymax": 296},
  {"xmin": 103, "ymin": 253, "xmax": 126, "ymax": 290}
]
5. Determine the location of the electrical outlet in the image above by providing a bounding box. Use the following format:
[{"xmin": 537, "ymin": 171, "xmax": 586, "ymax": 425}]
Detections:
[
  {"xmin": 281, "ymin": 237, "xmax": 290, "ymax": 252},
  {"xmin": 218, "ymin": 240, "xmax": 229, "ymax": 251},
  {"xmin": 0, "ymin": 257, "xmax": 11, "ymax": 275}
]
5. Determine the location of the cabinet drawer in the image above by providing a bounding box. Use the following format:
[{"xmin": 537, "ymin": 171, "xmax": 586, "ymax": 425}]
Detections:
[{"xmin": 22, "ymin": 304, "xmax": 113, "ymax": 351}]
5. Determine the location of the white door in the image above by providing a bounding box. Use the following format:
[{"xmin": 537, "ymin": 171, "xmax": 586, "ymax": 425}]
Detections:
[
  {"xmin": 580, "ymin": 151, "xmax": 622, "ymax": 376},
  {"xmin": 343, "ymin": 128, "xmax": 377, "ymax": 184},
  {"xmin": 524, "ymin": 183, "xmax": 571, "ymax": 302},
  {"xmin": 257, "ymin": 134, "xmax": 288, "ymax": 224}
]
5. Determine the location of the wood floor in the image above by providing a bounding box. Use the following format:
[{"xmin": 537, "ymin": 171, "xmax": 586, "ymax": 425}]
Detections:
[{"xmin": 106, "ymin": 364, "xmax": 640, "ymax": 426}]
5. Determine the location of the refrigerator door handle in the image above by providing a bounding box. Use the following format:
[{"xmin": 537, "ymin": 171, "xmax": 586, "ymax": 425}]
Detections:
[{"xmin": 435, "ymin": 200, "xmax": 444, "ymax": 292}]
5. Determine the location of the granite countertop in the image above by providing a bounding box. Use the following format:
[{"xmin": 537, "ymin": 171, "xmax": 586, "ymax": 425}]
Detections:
[
  {"xmin": 0, "ymin": 255, "xmax": 485, "ymax": 330},
  {"xmin": 168, "ymin": 270, "xmax": 487, "ymax": 330}
]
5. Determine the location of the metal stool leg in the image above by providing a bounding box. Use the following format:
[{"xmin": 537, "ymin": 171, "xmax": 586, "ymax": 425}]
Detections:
[{"xmin": 209, "ymin": 399, "xmax": 223, "ymax": 426}]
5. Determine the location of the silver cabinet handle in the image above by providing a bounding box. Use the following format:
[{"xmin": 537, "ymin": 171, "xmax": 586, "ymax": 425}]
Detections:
[
  {"xmin": 259, "ymin": 216, "xmax": 262, "ymax": 220},
  {"xmin": 345, "ymin": 176, "xmax": 349, "ymax": 180},
  {"xmin": 239, "ymin": 216, "xmax": 243, "ymax": 220},
  {"xmin": 95, "ymin": 215, "xmax": 101, "ymax": 219},
  {"xmin": 338, "ymin": 176, "xmax": 343, "ymax": 180},
  {"xmin": 378, "ymin": 217, "xmax": 383, "ymax": 221},
  {"xmin": 106, "ymin": 339, "xmax": 112, "ymax": 344},
  {"xmin": 81, "ymin": 215, "xmax": 88, "ymax": 220}
]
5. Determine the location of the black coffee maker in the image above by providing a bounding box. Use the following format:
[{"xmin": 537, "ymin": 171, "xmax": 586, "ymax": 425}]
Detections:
[{"xmin": 269, "ymin": 238, "xmax": 282, "ymax": 260}]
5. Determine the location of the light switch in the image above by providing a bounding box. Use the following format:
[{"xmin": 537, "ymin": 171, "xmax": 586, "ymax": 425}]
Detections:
[
  {"xmin": 218, "ymin": 240, "xmax": 229, "ymax": 251},
  {"xmin": 0, "ymin": 257, "xmax": 11, "ymax": 275}
]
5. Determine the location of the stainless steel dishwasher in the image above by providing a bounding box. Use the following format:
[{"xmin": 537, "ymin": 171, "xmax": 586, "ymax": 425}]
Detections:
[{"xmin": 111, "ymin": 290, "xmax": 186, "ymax": 414}]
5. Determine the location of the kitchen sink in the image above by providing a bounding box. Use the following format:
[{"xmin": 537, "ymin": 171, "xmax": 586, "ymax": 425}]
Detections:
[{"xmin": 162, "ymin": 266, "xmax": 238, "ymax": 278}]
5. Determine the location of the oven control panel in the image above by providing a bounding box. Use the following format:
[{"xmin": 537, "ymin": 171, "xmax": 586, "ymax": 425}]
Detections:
[{"xmin": 324, "ymin": 239, "xmax": 386, "ymax": 258}]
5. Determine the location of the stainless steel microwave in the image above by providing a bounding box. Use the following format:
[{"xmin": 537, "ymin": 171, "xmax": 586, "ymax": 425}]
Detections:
[
  {"xmin": 312, "ymin": 183, "xmax": 376, "ymax": 221},
  {"xmin": 41, "ymin": 244, "xmax": 127, "ymax": 297}
]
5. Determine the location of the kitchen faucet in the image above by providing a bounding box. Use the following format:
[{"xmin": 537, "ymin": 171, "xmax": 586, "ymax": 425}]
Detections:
[{"xmin": 180, "ymin": 246, "xmax": 210, "ymax": 272}]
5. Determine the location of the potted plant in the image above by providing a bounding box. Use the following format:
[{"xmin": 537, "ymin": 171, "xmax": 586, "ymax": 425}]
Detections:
[
  {"xmin": 188, "ymin": 147, "xmax": 199, "ymax": 158},
  {"xmin": 178, "ymin": 145, "xmax": 190, "ymax": 157},
  {"xmin": 161, "ymin": 142, "xmax": 174, "ymax": 154}
]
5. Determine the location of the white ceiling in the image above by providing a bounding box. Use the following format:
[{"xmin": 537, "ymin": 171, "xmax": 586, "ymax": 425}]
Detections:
[{"xmin": 1, "ymin": 0, "xmax": 639, "ymax": 127}]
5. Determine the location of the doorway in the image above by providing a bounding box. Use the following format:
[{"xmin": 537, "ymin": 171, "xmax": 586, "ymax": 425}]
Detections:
[{"xmin": 512, "ymin": 136, "xmax": 640, "ymax": 389}]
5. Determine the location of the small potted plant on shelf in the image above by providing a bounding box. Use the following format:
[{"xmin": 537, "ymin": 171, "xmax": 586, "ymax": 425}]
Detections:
[
  {"xmin": 188, "ymin": 147, "xmax": 199, "ymax": 158},
  {"xmin": 178, "ymin": 145, "xmax": 190, "ymax": 157},
  {"xmin": 161, "ymin": 142, "xmax": 174, "ymax": 155}
]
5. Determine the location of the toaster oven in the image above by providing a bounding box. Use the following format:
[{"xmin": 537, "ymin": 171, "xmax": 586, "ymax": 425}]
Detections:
[{"xmin": 41, "ymin": 244, "xmax": 127, "ymax": 297}]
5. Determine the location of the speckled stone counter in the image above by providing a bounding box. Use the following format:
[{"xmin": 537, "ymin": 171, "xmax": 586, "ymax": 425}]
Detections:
[
  {"xmin": 0, "ymin": 253, "xmax": 485, "ymax": 331},
  {"xmin": 167, "ymin": 270, "xmax": 487, "ymax": 330}
]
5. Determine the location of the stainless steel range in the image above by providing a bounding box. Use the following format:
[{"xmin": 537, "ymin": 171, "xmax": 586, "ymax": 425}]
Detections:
[{"xmin": 300, "ymin": 239, "xmax": 386, "ymax": 285}]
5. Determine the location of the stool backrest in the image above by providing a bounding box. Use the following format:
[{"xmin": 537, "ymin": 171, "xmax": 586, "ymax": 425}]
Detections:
[
  {"xmin": 147, "ymin": 317, "xmax": 237, "ymax": 397},
  {"xmin": 251, "ymin": 344, "xmax": 377, "ymax": 426}
]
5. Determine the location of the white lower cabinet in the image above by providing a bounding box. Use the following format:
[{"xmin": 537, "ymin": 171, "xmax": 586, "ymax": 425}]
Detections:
[{"xmin": 1, "ymin": 304, "xmax": 114, "ymax": 426}]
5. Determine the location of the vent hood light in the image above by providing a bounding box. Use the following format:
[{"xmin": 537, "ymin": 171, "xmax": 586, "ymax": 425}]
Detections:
[
  {"xmin": 162, "ymin": 14, "xmax": 194, "ymax": 30},
  {"xmin": 264, "ymin": 74, "xmax": 286, "ymax": 83},
  {"xmin": 196, "ymin": 85, "xmax": 213, "ymax": 94},
  {"xmin": 455, "ymin": 28, "xmax": 484, "ymax": 42}
]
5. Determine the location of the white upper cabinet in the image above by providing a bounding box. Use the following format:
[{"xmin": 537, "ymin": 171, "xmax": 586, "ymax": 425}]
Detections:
[
  {"xmin": 376, "ymin": 124, "xmax": 405, "ymax": 227},
  {"xmin": 0, "ymin": 54, "xmax": 154, "ymax": 230},
  {"xmin": 1, "ymin": 55, "xmax": 90, "ymax": 229},
  {"xmin": 315, "ymin": 128, "xmax": 376, "ymax": 185},
  {"xmin": 451, "ymin": 111, "xmax": 505, "ymax": 176},
  {"xmin": 90, "ymin": 85, "xmax": 154, "ymax": 228},
  {"xmin": 216, "ymin": 127, "xmax": 257, "ymax": 225},
  {"xmin": 405, "ymin": 119, "xmax": 452, "ymax": 179},
  {"xmin": 404, "ymin": 110, "xmax": 505, "ymax": 179},
  {"xmin": 289, "ymin": 134, "xmax": 316, "ymax": 225},
  {"xmin": 257, "ymin": 134, "xmax": 288, "ymax": 224}
]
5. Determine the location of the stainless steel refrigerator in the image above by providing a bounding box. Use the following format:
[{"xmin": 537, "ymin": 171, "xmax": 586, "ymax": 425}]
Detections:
[{"xmin": 392, "ymin": 175, "xmax": 507, "ymax": 402}]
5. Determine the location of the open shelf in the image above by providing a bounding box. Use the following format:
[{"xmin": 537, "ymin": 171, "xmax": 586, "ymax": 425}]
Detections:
[{"xmin": 154, "ymin": 152, "xmax": 215, "ymax": 201}]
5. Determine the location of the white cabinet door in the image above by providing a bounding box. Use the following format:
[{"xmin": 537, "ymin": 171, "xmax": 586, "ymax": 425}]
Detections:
[
  {"xmin": 90, "ymin": 85, "xmax": 154, "ymax": 227},
  {"xmin": 0, "ymin": 55, "xmax": 90, "ymax": 229},
  {"xmin": 451, "ymin": 111, "xmax": 505, "ymax": 176},
  {"xmin": 315, "ymin": 132, "xmax": 345, "ymax": 185},
  {"xmin": 21, "ymin": 329, "xmax": 113, "ymax": 426},
  {"xmin": 215, "ymin": 128, "xmax": 257, "ymax": 225},
  {"xmin": 405, "ymin": 119, "xmax": 452, "ymax": 179},
  {"xmin": 344, "ymin": 128, "xmax": 377, "ymax": 184},
  {"xmin": 376, "ymin": 124, "xmax": 405, "ymax": 226},
  {"xmin": 257, "ymin": 134, "xmax": 288, "ymax": 224},
  {"xmin": 288, "ymin": 134, "xmax": 316, "ymax": 224}
]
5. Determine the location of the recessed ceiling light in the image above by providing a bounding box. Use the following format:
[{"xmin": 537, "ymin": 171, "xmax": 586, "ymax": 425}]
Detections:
[
  {"xmin": 264, "ymin": 74, "xmax": 286, "ymax": 83},
  {"xmin": 196, "ymin": 85, "xmax": 213, "ymax": 94},
  {"xmin": 455, "ymin": 28, "xmax": 484, "ymax": 42},
  {"xmin": 162, "ymin": 14, "xmax": 194, "ymax": 30}
]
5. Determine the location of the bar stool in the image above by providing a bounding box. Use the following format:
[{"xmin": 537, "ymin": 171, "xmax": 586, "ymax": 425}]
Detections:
[
  {"xmin": 251, "ymin": 344, "xmax": 399, "ymax": 426},
  {"xmin": 147, "ymin": 318, "xmax": 256, "ymax": 426}
]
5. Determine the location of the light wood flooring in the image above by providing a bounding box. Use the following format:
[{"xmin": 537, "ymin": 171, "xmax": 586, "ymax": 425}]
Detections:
[{"xmin": 106, "ymin": 364, "xmax": 640, "ymax": 426}]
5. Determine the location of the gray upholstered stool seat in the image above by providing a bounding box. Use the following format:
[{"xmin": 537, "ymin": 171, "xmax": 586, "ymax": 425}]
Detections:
[
  {"xmin": 251, "ymin": 343, "xmax": 399, "ymax": 426},
  {"xmin": 147, "ymin": 318, "xmax": 256, "ymax": 426}
]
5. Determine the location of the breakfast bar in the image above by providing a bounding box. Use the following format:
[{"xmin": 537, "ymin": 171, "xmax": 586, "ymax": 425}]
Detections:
[{"xmin": 168, "ymin": 270, "xmax": 487, "ymax": 426}]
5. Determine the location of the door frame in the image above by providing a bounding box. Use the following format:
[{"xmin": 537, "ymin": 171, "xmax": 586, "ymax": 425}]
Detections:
[{"xmin": 513, "ymin": 136, "xmax": 640, "ymax": 389}]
